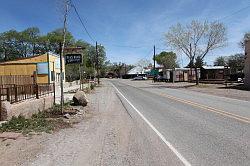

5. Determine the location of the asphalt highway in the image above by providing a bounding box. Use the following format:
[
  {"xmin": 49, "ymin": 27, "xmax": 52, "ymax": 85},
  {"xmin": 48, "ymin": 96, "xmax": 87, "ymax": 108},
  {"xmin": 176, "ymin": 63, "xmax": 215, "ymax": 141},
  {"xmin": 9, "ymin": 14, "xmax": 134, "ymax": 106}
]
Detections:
[{"xmin": 110, "ymin": 79, "xmax": 250, "ymax": 166}]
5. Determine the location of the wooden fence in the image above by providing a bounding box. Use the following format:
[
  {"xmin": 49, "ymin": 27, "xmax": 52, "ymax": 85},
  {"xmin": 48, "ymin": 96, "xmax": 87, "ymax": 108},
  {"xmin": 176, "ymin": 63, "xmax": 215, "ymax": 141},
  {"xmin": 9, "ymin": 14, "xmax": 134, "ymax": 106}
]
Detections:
[{"xmin": 0, "ymin": 75, "xmax": 34, "ymax": 85}]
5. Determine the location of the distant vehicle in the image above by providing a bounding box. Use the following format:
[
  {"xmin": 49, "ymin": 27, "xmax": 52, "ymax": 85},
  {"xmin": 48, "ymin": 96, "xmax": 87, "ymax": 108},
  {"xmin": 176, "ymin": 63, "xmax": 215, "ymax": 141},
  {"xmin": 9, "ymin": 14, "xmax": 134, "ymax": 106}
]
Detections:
[
  {"xmin": 238, "ymin": 78, "xmax": 244, "ymax": 83},
  {"xmin": 156, "ymin": 76, "xmax": 167, "ymax": 82},
  {"xmin": 133, "ymin": 76, "xmax": 147, "ymax": 80}
]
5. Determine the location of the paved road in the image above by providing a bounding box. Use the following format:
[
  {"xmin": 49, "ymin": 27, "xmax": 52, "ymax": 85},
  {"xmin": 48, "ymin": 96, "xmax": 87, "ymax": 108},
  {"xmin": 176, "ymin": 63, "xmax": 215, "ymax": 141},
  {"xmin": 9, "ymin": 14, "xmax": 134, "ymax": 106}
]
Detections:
[{"xmin": 110, "ymin": 79, "xmax": 250, "ymax": 166}]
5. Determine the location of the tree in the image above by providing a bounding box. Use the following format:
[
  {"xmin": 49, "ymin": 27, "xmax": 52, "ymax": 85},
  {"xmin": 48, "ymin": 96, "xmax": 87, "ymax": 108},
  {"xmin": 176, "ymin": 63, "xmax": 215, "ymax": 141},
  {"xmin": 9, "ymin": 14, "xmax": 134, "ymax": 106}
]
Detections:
[
  {"xmin": 0, "ymin": 30, "xmax": 22, "ymax": 61},
  {"xmin": 239, "ymin": 32, "xmax": 250, "ymax": 49},
  {"xmin": 194, "ymin": 56, "xmax": 206, "ymax": 68},
  {"xmin": 214, "ymin": 56, "xmax": 227, "ymax": 66},
  {"xmin": 227, "ymin": 53, "xmax": 245, "ymax": 73},
  {"xmin": 154, "ymin": 51, "xmax": 179, "ymax": 69},
  {"xmin": 165, "ymin": 20, "xmax": 227, "ymax": 84},
  {"xmin": 136, "ymin": 59, "xmax": 151, "ymax": 74},
  {"xmin": 22, "ymin": 27, "xmax": 40, "ymax": 55},
  {"xmin": 0, "ymin": 27, "xmax": 109, "ymax": 82},
  {"xmin": 46, "ymin": 28, "xmax": 74, "ymax": 54},
  {"xmin": 104, "ymin": 62, "xmax": 134, "ymax": 78}
]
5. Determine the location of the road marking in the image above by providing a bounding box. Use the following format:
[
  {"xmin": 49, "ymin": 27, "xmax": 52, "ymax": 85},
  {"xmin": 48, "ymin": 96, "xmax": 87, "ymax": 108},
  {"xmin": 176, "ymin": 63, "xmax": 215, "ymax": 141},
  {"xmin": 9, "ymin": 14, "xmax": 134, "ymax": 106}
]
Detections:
[
  {"xmin": 111, "ymin": 83, "xmax": 191, "ymax": 166},
  {"xmin": 117, "ymin": 81, "xmax": 250, "ymax": 124},
  {"xmin": 159, "ymin": 93, "xmax": 250, "ymax": 124}
]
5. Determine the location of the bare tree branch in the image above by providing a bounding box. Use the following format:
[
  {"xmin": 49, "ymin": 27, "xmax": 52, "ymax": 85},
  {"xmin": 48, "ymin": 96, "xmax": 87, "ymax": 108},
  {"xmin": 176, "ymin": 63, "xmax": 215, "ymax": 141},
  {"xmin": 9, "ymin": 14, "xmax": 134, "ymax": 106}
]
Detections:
[{"xmin": 165, "ymin": 20, "xmax": 227, "ymax": 65}]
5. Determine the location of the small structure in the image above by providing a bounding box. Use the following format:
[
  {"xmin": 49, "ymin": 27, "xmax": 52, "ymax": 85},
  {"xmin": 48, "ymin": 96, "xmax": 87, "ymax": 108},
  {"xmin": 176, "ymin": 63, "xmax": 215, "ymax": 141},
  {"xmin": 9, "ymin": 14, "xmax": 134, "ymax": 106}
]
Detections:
[
  {"xmin": 172, "ymin": 68, "xmax": 200, "ymax": 82},
  {"xmin": 244, "ymin": 40, "xmax": 250, "ymax": 88},
  {"xmin": 158, "ymin": 67, "xmax": 200, "ymax": 82},
  {"xmin": 0, "ymin": 52, "xmax": 65, "ymax": 84},
  {"xmin": 200, "ymin": 66, "xmax": 229, "ymax": 83},
  {"xmin": 123, "ymin": 66, "xmax": 147, "ymax": 79},
  {"xmin": 106, "ymin": 72, "xmax": 118, "ymax": 78}
]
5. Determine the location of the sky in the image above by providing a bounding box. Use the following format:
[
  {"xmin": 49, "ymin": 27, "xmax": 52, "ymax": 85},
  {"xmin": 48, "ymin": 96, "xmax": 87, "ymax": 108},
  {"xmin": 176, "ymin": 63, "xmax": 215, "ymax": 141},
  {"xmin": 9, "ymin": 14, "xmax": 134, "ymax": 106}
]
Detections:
[{"xmin": 0, "ymin": 0, "xmax": 250, "ymax": 66}]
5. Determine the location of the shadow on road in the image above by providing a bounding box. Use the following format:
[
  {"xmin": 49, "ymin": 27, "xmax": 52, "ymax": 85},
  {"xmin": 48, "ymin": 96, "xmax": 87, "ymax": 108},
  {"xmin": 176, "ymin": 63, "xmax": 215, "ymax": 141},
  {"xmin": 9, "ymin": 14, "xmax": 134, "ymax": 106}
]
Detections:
[{"xmin": 218, "ymin": 84, "xmax": 250, "ymax": 91}]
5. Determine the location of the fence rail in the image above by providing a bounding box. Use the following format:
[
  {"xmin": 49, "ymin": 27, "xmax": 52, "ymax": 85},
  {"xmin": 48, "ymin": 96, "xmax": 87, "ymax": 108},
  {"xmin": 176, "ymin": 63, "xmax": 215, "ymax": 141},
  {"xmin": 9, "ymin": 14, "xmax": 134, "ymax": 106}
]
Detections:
[
  {"xmin": 0, "ymin": 83, "xmax": 54, "ymax": 120},
  {"xmin": 0, "ymin": 75, "xmax": 34, "ymax": 85},
  {"xmin": 0, "ymin": 84, "xmax": 54, "ymax": 104}
]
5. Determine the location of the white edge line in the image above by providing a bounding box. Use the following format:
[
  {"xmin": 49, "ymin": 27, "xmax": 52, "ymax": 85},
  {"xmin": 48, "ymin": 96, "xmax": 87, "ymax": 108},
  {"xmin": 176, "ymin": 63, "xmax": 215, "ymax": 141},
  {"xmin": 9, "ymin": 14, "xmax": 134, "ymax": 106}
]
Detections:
[{"xmin": 111, "ymin": 82, "xmax": 191, "ymax": 166}]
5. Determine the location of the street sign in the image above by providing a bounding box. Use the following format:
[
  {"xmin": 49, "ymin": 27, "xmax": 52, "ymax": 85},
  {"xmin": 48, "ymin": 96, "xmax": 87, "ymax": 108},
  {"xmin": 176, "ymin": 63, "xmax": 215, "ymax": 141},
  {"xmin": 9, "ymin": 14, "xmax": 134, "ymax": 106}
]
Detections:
[{"xmin": 65, "ymin": 54, "xmax": 82, "ymax": 64}]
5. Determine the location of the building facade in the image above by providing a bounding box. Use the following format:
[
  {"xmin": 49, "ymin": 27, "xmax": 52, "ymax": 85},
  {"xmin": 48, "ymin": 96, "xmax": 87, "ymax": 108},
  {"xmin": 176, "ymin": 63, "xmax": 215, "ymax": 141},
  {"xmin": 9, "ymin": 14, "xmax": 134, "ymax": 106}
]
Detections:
[
  {"xmin": 244, "ymin": 41, "xmax": 250, "ymax": 88},
  {"xmin": 200, "ymin": 66, "xmax": 228, "ymax": 80},
  {"xmin": 0, "ymin": 52, "xmax": 65, "ymax": 84}
]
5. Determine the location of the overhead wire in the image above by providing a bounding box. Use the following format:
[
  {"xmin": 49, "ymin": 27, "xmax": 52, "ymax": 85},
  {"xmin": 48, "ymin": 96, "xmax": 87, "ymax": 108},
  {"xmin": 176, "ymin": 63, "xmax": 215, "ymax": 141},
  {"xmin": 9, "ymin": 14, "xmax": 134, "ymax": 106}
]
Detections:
[
  {"xmin": 70, "ymin": 0, "xmax": 96, "ymax": 43},
  {"xmin": 217, "ymin": 4, "xmax": 250, "ymax": 22}
]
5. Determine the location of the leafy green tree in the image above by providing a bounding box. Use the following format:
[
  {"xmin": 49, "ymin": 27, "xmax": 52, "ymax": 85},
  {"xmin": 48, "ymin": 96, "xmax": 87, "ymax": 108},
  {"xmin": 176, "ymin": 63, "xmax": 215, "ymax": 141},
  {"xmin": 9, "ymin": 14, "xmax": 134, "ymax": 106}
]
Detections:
[
  {"xmin": 22, "ymin": 27, "xmax": 40, "ymax": 55},
  {"xmin": 0, "ymin": 30, "xmax": 21, "ymax": 61},
  {"xmin": 227, "ymin": 53, "xmax": 245, "ymax": 73},
  {"xmin": 104, "ymin": 61, "xmax": 134, "ymax": 78},
  {"xmin": 0, "ymin": 27, "xmax": 109, "ymax": 82},
  {"xmin": 194, "ymin": 56, "xmax": 206, "ymax": 68},
  {"xmin": 46, "ymin": 28, "xmax": 74, "ymax": 54},
  {"xmin": 154, "ymin": 51, "xmax": 179, "ymax": 69},
  {"xmin": 214, "ymin": 56, "xmax": 227, "ymax": 66}
]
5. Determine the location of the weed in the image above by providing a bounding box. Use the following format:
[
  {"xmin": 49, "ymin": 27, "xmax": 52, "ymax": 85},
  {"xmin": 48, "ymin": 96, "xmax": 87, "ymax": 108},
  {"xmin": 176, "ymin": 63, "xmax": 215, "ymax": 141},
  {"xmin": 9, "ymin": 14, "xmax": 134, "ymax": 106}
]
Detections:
[
  {"xmin": 0, "ymin": 114, "xmax": 54, "ymax": 134},
  {"xmin": 0, "ymin": 102, "xmax": 76, "ymax": 135},
  {"xmin": 90, "ymin": 83, "xmax": 95, "ymax": 90}
]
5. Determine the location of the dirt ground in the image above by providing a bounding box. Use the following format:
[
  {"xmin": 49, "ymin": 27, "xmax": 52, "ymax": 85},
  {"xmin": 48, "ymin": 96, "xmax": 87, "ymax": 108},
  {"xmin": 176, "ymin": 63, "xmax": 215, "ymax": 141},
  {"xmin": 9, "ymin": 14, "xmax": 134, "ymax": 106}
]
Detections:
[
  {"xmin": 0, "ymin": 81, "xmax": 180, "ymax": 166},
  {"xmin": 186, "ymin": 83, "xmax": 250, "ymax": 101}
]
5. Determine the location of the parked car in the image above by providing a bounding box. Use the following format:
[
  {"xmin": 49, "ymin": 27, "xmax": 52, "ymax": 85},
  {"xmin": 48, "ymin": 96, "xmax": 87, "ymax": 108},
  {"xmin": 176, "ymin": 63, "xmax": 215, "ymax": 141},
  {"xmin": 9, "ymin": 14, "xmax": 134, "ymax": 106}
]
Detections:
[
  {"xmin": 133, "ymin": 76, "xmax": 147, "ymax": 80},
  {"xmin": 156, "ymin": 76, "xmax": 167, "ymax": 82}
]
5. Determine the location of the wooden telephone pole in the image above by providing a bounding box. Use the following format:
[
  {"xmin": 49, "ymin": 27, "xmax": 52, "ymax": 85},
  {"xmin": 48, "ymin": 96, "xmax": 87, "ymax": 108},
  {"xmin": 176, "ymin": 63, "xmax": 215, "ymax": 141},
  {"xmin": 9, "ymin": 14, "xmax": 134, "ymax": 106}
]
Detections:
[
  {"xmin": 60, "ymin": 0, "xmax": 69, "ymax": 113},
  {"xmin": 96, "ymin": 41, "xmax": 100, "ymax": 84},
  {"xmin": 153, "ymin": 45, "xmax": 156, "ymax": 82}
]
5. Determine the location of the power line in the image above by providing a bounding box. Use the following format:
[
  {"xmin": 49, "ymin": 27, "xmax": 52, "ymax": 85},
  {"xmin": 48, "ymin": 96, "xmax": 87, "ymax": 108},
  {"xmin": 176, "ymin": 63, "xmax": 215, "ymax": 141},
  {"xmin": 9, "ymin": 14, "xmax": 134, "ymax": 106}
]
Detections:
[
  {"xmin": 106, "ymin": 43, "xmax": 150, "ymax": 49},
  {"xmin": 69, "ymin": 1, "xmax": 163, "ymax": 50},
  {"xmin": 218, "ymin": 4, "xmax": 250, "ymax": 22},
  {"xmin": 70, "ymin": 0, "xmax": 95, "ymax": 43},
  {"xmin": 142, "ymin": 48, "xmax": 154, "ymax": 60}
]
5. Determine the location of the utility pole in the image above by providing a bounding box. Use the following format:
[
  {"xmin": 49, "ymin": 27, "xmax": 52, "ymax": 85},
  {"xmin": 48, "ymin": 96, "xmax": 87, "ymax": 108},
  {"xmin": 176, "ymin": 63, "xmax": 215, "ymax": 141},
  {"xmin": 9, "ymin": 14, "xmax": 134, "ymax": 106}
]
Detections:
[
  {"xmin": 60, "ymin": 0, "xmax": 69, "ymax": 114},
  {"xmin": 153, "ymin": 45, "xmax": 156, "ymax": 82},
  {"xmin": 124, "ymin": 64, "xmax": 127, "ymax": 75},
  {"xmin": 96, "ymin": 41, "xmax": 100, "ymax": 84},
  {"xmin": 79, "ymin": 64, "xmax": 82, "ymax": 90}
]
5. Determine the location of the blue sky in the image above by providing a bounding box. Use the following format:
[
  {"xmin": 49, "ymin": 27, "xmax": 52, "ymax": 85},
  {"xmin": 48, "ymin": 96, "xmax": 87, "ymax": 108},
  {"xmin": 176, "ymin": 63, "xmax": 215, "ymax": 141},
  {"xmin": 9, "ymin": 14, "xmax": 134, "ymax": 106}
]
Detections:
[{"xmin": 0, "ymin": 0, "xmax": 250, "ymax": 66}]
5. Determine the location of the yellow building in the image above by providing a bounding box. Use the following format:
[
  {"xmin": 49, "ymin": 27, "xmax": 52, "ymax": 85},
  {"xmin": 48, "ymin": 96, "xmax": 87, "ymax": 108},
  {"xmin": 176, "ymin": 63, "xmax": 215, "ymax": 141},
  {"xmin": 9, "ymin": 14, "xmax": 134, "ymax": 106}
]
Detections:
[{"xmin": 0, "ymin": 52, "xmax": 65, "ymax": 84}]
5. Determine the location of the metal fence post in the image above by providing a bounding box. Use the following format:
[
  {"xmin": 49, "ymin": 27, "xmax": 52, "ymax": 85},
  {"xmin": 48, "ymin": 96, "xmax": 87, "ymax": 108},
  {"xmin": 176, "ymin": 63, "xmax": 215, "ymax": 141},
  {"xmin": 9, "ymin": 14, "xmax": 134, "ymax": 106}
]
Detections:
[
  {"xmin": 36, "ymin": 84, "xmax": 39, "ymax": 99},
  {"xmin": 14, "ymin": 85, "xmax": 18, "ymax": 102},
  {"xmin": 7, "ymin": 87, "xmax": 11, "ymax": 102},
  {"xmin": 53, "ymin": 83, "xmax": 56, "ymax": 105},
  {"xmin": 0, "ymin": 88, "xmax": 2, "ymax": 120}
]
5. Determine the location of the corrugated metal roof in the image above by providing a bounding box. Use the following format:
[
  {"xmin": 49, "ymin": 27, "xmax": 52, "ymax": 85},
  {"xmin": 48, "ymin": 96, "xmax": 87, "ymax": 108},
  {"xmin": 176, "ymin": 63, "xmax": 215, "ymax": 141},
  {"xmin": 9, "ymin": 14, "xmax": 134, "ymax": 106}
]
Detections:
[
  {"xmin": 127, "ymin": 66, "xmax": 145, "ymax": 74},
  {"xmin": 202, "ymin": 66, "xmax": 226, "ymax": 70}
]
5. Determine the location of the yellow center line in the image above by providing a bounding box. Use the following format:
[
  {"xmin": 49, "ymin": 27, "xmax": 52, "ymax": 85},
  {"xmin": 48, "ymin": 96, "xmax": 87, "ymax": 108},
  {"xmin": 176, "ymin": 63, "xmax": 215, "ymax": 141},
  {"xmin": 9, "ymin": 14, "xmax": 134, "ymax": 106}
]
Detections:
[
  {"xmin": 120, "ymin": 82, "xmax": 250, "ymax": 124},
  {"xmin": 159, "ymin": 93, "xmax": 250, "ymax": 124}
]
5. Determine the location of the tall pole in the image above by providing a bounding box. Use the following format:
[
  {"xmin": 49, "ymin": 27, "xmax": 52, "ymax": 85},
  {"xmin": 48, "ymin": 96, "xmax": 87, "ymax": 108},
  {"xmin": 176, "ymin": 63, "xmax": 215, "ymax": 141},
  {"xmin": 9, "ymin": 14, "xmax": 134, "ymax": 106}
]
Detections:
[
  {"xmin": 153, "ymin": 45, "xmax": 156, "ymax": 82},
  {"xmin": 125, "ymin": 64, "xmax": 127, "ymax": 75},
  {"xmin": 96, "ymin": 41, "xmax": 100, "ymax": 84},
  {"xmin": 79, "ymin": 64, "xmax": 81, "ymax": 90},
  {"xmin": 60, "ymin": 0, "xmax": 69, "ymax": 114}
]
